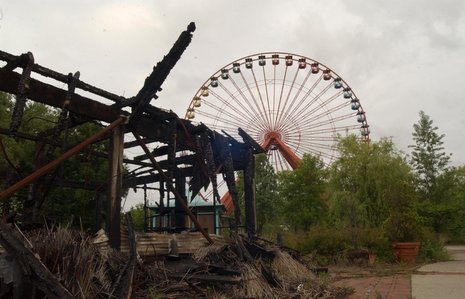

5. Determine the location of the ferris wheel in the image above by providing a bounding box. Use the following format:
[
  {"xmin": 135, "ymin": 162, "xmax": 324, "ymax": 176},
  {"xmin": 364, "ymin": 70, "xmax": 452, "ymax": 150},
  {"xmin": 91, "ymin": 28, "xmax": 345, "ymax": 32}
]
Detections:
[{"xmin": 186, "ymin": 52, "xmax": 370, "ymax": 171}]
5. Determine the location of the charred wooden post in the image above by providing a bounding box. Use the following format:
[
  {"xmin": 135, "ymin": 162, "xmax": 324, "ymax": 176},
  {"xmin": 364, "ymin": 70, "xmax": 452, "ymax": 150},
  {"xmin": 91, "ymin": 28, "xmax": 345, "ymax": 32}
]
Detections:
[
  {"xmin": 143, "ymin": 184, "xmax": 148, "ymax": 231},
  {"xmin": 158, "ymin": 180, "xmax": 165, "ymax": 229},
  {"xmin": 238, "ymin": 128, "xmax": 264, "ymax": 238},
  {"xmin": 244, "ymin": 147, "xmax": 256, "ymax": 238},
  {"xmin": 197, "ymin": 132, "xmax": 220, "ymax": 202},
  {"xmin": 108, "ymin": 123, "xmax": 125, "ymax": 250},
  {"xmin": 111, "ymin": 213, "xmax": 137, "ymax": 299},
  {"xmin": 175, "ymin": 172, "xmax": 187, "ymax": 230},
  {"xmin": 217, "ymin": 134, "xmax": 241, "ymax": 227},
  {"xmin": 10, "ymin": 52, "xmax": 34, "ymax": 133}
]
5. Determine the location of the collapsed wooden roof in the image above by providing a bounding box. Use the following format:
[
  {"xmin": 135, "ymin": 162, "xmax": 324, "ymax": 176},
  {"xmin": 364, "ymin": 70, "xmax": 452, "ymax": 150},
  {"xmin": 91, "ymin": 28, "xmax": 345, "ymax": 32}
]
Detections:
[{"xmin": 0, "ymin": 23, "xmax": 264, "ymax": 239}]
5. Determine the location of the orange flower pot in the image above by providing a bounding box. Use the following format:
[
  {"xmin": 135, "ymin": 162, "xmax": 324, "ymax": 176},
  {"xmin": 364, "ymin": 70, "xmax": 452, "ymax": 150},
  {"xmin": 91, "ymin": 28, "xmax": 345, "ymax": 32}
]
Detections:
[{"xmin": 392, "ymin": 242, "xmax": 420, "ymax": 264}]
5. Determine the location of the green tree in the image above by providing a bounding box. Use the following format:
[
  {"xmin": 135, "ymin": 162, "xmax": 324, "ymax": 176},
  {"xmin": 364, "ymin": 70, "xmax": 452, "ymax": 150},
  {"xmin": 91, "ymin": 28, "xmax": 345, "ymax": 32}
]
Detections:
[
  {"xmin": 278, "ymin": 154, "xmax": 327, "ymax": 231},
  {"xmin": 236, "ymin": 153, "xmax": 280, "ymax": 235},
  {"xmin": 328, "ymin": 136, "xmax": 413, "ymax": 228},
  {"xmin": 0, "ymin": 92, "xmax": 111, "ymax": 228},
  {"xmin": 254, "ymin": 154, "xmax": 280, "ymax": 234},
  {"xmin": 409, "ymin": 111, "xmax": 451, "ymax": 200},
  {"xmin": 129, "ymin": 203, "xmax": 146, "ymax": 231},
  {"xmin": 419, "ymin": 166, "xmax": 465, "ymax": 240}
]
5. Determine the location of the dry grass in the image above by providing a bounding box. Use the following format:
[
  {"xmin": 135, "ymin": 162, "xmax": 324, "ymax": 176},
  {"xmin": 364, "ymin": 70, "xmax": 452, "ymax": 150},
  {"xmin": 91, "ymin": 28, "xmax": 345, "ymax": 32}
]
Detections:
[
  {"xmin": 192, "ymin": 242, "xmax": 227, "ymax": 262},
  {"xmin": 272, "ymin": 250, "xmax": 315, "ymax": 291},
  {"xmin": 26, "ymin": 225, "xmax": 126, "ymax": 299},
  {"xmin": 240, "ymin": 263, "xmax": 277, "ymax": 299}
]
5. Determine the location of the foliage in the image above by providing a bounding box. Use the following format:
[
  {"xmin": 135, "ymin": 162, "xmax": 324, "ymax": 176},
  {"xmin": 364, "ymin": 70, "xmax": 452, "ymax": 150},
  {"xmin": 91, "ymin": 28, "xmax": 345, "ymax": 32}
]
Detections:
[
  {"xmin": 252, "ymin": 153, "xmax": 281, "ymax": 234},
  {"xmin": 278, "ymin": 154, "xmax": 328, "ymax": 231},
  {"xmin": 383, "ymin": 181, "xmax": 423, "ymax": 242},
  {"xmin": 409, "ymin": 111, "xmax": 451, "ymax": 200},
  {"xmin": 328, "ymin": 136, "xmax": 413, "ymax": 228},
  {"xmin": 283, "ymin": 226, "xmax": 391, "ymax": 264},
  {"xmin": 236, "ymin": 153, "xmax": 281, "ymax": 235},
  {"xmin": 419, "ymin": 166, "xmax": 465, "ymax": 241},
  {"xmin": 418, "ymin": 228, "xmax": 449, "ymax": 262},
  {"xmin": 129, "ymin": 203, "xmax": 146, "ymax": 231},
  {"xmin": 0, "ymin": 92, "xmax": 111, "ymax": 228}
]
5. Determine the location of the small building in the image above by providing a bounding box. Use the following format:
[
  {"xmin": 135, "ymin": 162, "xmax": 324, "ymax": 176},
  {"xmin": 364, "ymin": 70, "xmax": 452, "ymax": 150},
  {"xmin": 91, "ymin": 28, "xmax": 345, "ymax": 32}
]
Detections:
[{"xmin": 148, "ymin": 195, "xmax": 225, "ymax": 235}]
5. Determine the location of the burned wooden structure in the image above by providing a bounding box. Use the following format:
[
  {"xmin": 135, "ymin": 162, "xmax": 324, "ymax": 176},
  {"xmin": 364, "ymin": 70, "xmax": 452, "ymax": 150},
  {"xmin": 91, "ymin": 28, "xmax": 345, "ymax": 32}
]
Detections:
[{"xmin": 0, "ymin": 22, "xmax": 263, "ymax": 250}]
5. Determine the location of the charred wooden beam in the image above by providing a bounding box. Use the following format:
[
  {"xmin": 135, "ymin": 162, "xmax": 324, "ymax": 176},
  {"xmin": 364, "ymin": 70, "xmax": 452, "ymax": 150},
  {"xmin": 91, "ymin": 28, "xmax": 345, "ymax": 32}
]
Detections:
[
  {"xmin": 132, "ymin": 116, "xmax": 197, "ymax": 151},
  {"xmin": 238, "ymin": 127, "xmax": 265, "ymax": 154},
  {"xmin": 122, "ymin": 167, "xmax": 194, "ymax": 188},
  {"xmin": 124, "ymin": 137, "xmax": 154, "ymax": 149},
  {"xmin": 0, "ymin": 49, "xmax": 126, "ymax": 103},
  {"xmin": 133, "ymin": 145, "xmax": 172, "ymax": 161},
  {"xmin": 0, "ymin": 68, "xmax": 122, "ymax": 123},
  {"xmin": 129, "ymin": 22, "xmax": 196, "ymax": 123},
  {"xmin": 145, "ymin": 104, "xmax": 208, "ymax": 134}
]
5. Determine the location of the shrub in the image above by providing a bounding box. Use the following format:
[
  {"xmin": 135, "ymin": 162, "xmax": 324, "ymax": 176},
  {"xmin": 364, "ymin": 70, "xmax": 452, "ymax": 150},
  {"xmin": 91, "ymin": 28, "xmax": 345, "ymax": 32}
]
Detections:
[
  {"xmin": 418, "ymin": 229, "xmax": 449, "ymax": 262},
  {"xmin": 283, "ymin": 226, "xmax": 392, "ymax": 264}
]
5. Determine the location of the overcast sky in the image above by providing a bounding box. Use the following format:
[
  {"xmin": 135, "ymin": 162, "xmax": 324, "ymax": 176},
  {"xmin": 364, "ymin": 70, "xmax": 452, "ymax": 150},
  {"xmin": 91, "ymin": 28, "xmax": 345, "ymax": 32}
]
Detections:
[{"xmin": 1, "ymin": 1, "xmax": 464, "ymax": 167}]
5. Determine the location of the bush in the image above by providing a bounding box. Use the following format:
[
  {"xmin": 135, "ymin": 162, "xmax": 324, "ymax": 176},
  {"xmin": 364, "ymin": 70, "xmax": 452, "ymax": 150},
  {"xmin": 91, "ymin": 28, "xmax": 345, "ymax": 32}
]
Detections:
[
  {"xmin": 283, "ymin": 226, "xmax": 391, "ymax": 264},
  {"xmin": 419, "ymin": 229, "xmax": 449, "ymax": 262}
]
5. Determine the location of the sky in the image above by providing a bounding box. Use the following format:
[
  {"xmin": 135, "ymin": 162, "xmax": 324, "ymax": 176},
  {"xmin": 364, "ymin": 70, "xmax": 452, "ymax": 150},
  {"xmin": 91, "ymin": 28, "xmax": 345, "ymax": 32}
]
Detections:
[{"xmin": 1, "ymin": 1, "xmax": 465, "ymax": 206}]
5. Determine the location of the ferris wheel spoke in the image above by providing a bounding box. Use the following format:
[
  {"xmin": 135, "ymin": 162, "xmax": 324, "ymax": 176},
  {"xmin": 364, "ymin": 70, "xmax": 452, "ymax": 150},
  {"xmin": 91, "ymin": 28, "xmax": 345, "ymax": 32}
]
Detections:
[
  {"xmin": 278, "ymin": 79, "xmax": 332, "ymax": 131},
  {"xmin": 300, "ymin": 113, "xmax": 358, "ymax": 132},
  {"xmin": 208, "ymin": 88, "xmax": 246, "ymax": 117},
  {"xmin": 196, "ymin": 109, "xmax": 249, "ymax": 132},
  {"xmin": 285, "ymin": 88, "xmax": 343, "ymax": 129},
  {"xmin": 278, "ymin": 70, "xmax": 313, "ymax": 129},
  {"xmin": 277, "ymin": 92, "xmax": 346, "ymax": 133},
  {"xmin": 301, "ymin": 100, "xmax": 350, "ymax": 127},
  {"xmin": 218, "ymin": 79, "xmax": 262, "ymax": 125},
  {"xmin": 281, "ymin": 75, "xmax": 326, "ymax": 125},
  {"xmin": 296, "ymin": 145, "xmax": 335, "ymax": 161},
  {"xmin": 273, "ymin": 65, "xmax": 277, "ymax": 124},
  {"xmin": 250, "ymin": 68, "xmax": 274, "ymax": 128},
  {"xmin": 216, "ymin": 82, "xmax": 270, "ymax": 133},
  {"xmin": 262, "ymin": 66, "xmax": 273, "ymax": 128},
  {"xmin": 301, "ymin": 126, "xmax": 361, "ymax": 138},
  {"xmin": 238, "ymin": 71, "xmax": 271, "ymax": 129},
  {"xmin": 275, "ymin": 66, "xmax": 301, "ymax": 129},
  {"xmin": 206, "ymin": 89, "xmax": 269, "ymax": 134},
  {"xmin": 295, "ymin": 139, "xmax": 337, "ymax": 152},
  {"xmin": 299, "ymin": 92, "xmax": 346, "ymax": 123},
  {"xmin": 227, "ymin": 75, "xmax": 271, "ymax": 131},
  {"xmin": 274, "ymin": 65, "xmax": 289, "ymax": 128}
]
